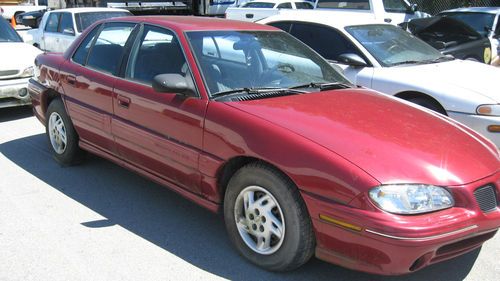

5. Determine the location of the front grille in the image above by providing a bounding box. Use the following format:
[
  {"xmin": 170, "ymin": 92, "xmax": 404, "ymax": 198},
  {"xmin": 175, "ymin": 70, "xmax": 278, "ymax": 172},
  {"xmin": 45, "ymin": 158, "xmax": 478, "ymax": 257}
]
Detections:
[
  {"xmin": 474, "ymin": 185, "xmax": 498, "ymax": 213},
  {"xmin": 0, "ymin": 70, "xmax": 19, "ymax": 77}
]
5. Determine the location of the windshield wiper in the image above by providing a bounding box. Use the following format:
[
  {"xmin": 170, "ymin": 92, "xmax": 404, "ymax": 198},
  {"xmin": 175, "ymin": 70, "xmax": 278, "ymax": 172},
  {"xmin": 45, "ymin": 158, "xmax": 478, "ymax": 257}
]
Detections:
[
  {"xmin": 391, "ymin": 56, "xmax": 454, "ymax": 67},
  {"xmin": 211, "ymin": 87, "xmax": 305, "ymax": 99},
  {"xmin": 289, "ymin": 82, "xmax": 352, "ymax": 91}
]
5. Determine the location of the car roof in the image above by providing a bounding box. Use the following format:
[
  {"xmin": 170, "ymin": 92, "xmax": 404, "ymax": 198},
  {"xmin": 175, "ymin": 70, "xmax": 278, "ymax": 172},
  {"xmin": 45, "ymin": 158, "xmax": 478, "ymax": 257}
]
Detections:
[
  {"xmin": 47, "ymin": 7, "xmax": 130, "ymax": 14},
  {"xmin": 440, "ymin": 7, "xmax": 500, "ymax": 14},
  {"xmin": 258, "ymin": 10, "xmax": 385, "ymax": 28},
  {"xmin": 244, "ymin": 0, "xmax": 310, "ymax": 3},
  {"xmin": 107, "ymin": 16, "xmax": 279, "ymax": 31}
]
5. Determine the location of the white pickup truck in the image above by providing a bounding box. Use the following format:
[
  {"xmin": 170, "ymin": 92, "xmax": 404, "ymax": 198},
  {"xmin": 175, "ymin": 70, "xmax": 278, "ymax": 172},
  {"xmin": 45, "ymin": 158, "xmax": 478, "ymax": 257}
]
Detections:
[
  {"xmin": 225, "ymin": 0, "xmax": 314, "ymax": 22},
  {"xmin": 314, "ymin": 0, "xmax": 429, "ymax": 24},
  {"xmin": 27, "ymin": 7, "xmax": 131, "ymax": 52}
]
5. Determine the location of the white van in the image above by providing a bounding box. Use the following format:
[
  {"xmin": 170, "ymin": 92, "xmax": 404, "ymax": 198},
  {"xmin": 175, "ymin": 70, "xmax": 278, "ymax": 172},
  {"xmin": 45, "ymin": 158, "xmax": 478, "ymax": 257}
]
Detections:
[{"xmin": 314, "ymin": 0, "xmax": 429, "ymax": 24}]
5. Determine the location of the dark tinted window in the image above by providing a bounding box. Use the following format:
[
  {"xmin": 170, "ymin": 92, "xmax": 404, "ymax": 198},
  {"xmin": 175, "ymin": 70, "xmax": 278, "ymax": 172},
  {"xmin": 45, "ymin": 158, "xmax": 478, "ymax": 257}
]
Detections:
[
  {"xmin": 268, "ymin": 21, "xmax": 292, "ymax": 32},
  {"xmin": 295, "ymin": 2, "xmax": 314, "ymax": 9},
  {"xmin": 243, "ymin": 2, "xmax": 275, "ymax": 8},
  {"xmin": 277, "ymin": 3, "xmax": 292, "ymax": 8},
  {"xmin": 74, "ymin": 11, "xmax": 131, "ymax": 33},
  {"xmin": 126, "ymin": 25, "xmax": 187, "ymax": 85},
  {"xmin": 440, "ymin": 12, "xmax": 496, "ymax": 37},
  {"xmin": 86, "ymin": 23, "xmax": 135, "ymax": 75},
  {"xmin": 72, "ymin": 25, "xmax": 100, "ymax": 65},
  {"xmin": 59, "ymin": 13, "xmax": 74, "ymax": 35},
  {"xmin": 290, "ymin": 23, "xmax": 361, "ymax": 61},
  {"xmin": 45, "ymin": 13, "xmax": 59, "ymax": 33},
  {"xmin": 0, "ymin": 19, "xmax": 22, "ymax": 42},
  {"xmin": 316, "ymin": 0, "xmax": 370, "ymax": 10}
]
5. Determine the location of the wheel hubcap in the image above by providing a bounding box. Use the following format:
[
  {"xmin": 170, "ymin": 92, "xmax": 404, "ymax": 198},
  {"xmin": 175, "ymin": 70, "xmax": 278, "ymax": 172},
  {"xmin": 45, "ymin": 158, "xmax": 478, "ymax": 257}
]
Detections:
[
  {"xmin": 234, "ymin": 185, "xmax": 285, "ymax": 255},
  {"xmin": 48, "ymin": 112, "xmax": 67, "ymax": 154}
]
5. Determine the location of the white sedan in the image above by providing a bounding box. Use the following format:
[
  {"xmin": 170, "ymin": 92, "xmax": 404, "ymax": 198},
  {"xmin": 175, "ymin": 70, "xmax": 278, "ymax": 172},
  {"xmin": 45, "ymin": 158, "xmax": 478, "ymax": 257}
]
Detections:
[
  {"xmin": 0, "ymin": 18, "xmax": 42, "ymax": 108},
  {"xmin": 259, "ymin": 14, "xmax": 500, "ymax": 147}
]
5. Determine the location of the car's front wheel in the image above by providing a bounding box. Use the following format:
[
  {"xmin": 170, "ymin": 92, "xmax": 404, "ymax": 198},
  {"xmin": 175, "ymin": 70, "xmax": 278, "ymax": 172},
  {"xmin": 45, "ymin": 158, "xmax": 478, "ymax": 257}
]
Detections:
[
  {"xmin": 224, "ymin": 162, "xmax": 315, "ymax": 271},
  {"xmin": 46, "ymin": 98, "xmax": 83, "ymax": 165}
]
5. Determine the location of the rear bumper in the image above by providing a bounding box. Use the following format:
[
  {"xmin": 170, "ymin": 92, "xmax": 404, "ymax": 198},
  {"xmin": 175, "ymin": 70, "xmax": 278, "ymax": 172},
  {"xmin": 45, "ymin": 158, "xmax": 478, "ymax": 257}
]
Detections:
[
  {"xmin": 448, "ymin": 111, "xmax": 500, "ymax": 148},
  {"xmin": 0, "ymin": 77, "xmax": 31, "ymax": 108},
  {"xmin": 302, "ymin": 173, "xmax": 500, "ymax": 275}
]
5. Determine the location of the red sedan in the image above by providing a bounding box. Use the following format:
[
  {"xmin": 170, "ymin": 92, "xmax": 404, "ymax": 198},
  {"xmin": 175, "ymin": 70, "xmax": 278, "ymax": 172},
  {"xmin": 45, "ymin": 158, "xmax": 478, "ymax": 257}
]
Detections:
[{"xmin": 28, "ymin": 16, "xmax": 500, "ymax": 275}]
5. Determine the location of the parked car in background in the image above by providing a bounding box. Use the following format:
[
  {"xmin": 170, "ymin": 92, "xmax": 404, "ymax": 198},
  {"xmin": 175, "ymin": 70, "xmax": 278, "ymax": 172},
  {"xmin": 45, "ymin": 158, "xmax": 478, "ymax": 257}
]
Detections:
[
  {"xmin": 438, "ymin": 7, "xmax": 500, "ymax": 66},
  {"xmin": 314, "ymin": 0, "xmax": 429, "ymax": 24},
  {"xmin": 29, "ymin": 16, "xmax": 500, "ymax": 276},
  {"xmin": 0, "ymin": 18, "xmax": 41, "ymax": 108},
  {"xmin": 405, "ymin": 16, "xmax": 492, "ymax": 64},
  {"xmin": 30, "ymin": 7, "xmax": 131, "ymax": 52},
  {"xmin": 17, "ymin": 8, "xmax": 46, "ymax": 28},
  {"xmin": 225, "ymin": 0, "xmax": 313, "ymax": 22},
  {"xmin": 259, "ymin": 14, "xmax": 500, "ymax": 147},
  {"xmin": 0, "ymin": 0, "xmax": 47, "ymax": 22}
]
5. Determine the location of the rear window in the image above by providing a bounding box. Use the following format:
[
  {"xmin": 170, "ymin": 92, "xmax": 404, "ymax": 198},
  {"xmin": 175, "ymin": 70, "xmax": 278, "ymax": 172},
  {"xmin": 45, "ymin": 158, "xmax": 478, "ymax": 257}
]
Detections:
[
  {"xmin": 243, "ymin": 2, "xmax": 275, "ymax": 8},
  {"xmin": 74, "ymin": 11, "xmax": 131, "ymax": 33},
  {"xmin": 316, "ymin": 0, "xmax": 370, "ymax": 10},
  {"xmin": 295, "ymin": 2, "xmax": 314, "ymax": 9}
]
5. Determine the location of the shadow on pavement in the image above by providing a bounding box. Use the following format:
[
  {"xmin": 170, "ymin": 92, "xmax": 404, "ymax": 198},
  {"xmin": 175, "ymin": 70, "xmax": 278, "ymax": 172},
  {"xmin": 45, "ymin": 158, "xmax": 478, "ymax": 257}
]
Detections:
[
  {"xmin": 0, "ymin": 106, "xmax": 33, "ymax": 123},
  {"xmin": 0, "ymin": 133, "xmax": 481, "ymax": 281}
]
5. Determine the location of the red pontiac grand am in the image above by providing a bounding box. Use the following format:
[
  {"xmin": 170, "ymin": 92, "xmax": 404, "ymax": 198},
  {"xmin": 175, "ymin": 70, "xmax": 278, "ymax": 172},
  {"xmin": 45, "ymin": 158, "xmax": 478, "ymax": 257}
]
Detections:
[{"xmin": 28, "ymin": 16, "xmax": 500, "ymax": 275}]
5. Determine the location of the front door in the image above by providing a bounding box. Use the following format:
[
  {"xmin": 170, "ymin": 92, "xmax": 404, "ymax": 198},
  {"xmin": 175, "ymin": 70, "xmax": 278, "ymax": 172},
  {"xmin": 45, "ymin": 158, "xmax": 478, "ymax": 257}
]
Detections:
[{"xmin": 112, "ymin": 24, "xmax": 207, "ymax": 194}]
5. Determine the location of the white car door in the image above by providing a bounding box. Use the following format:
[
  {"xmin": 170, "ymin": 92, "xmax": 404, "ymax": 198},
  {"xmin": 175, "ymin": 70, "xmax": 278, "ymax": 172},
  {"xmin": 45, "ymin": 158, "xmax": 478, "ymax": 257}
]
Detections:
[
  {"xmin": 42, "ymin": 12, "xmax": 59, "ymax": 52},
  {"xmin": 56, "ymin": 12, "xmax": 77, "ymax": 52}
]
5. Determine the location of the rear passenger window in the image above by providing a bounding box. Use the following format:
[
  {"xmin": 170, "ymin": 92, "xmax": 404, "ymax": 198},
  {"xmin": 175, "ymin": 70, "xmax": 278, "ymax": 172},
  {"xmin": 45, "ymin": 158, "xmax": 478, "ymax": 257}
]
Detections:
[
  {"xmin": 86, "ymin": 23, "xmax": 136, "ymax": 75},
  {"xmin": 295, "ymin": 2, "xmax": 313, "ymax": 9},
  {"xmin": 316, "ymin": 0, "xmax": 370, "ymax": 10},
  {"xmin": 277, "ymin": 3, "xmax": 292, "ymax": 9},
  {"xmin": 290, "ymin": 23, "xmax": 362, "ymax": 62},
  {"xmin": 72, "ymin": 24, "xmax": 100, "ymax": 65},
  {"xmin": 126, "ymin": 25, "xmax": 187, "ymax": 85},
  {"xmin": 45, "ymin": 13, "xmax": 59, "ymax": 33}
]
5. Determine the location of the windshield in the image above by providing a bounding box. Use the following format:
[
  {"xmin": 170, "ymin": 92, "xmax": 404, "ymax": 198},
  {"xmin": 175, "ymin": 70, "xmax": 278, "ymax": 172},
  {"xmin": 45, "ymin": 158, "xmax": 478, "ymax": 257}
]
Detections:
[
  {"xmin": 345, "ymin": 24, "xmax": 444, "ymax": 67},
  {"xmin": 186, "ymin": 30, "xmax": 350, "ymax": 97},
  {"xmin": 440, "ymin": 12, "xmax": 496, "ymax": 37},
  {"xmin": 0, "ymin": 19, "xmax": 23, "ymax": 43},
  {"xmin": 75, "ymin": 12, "xmax": 131, "ymax": 32}
]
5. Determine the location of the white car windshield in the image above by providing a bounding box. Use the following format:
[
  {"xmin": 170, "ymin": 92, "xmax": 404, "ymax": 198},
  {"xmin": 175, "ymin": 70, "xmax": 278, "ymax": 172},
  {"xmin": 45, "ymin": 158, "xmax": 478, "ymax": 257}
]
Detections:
[
  {"xmin": 186, "ymin": 30, "xmax": 350, "ymax": 97},
  {"xmin": 75, "ymin": 11, "xmax": 131, "ymax": 32},
  {"xmin": 346, "ymin": 24, "xmax": 448, "ymax": 67},
  {"xmin": 0, "ymin": 19, "xmax": 23, "ymax": 43}
]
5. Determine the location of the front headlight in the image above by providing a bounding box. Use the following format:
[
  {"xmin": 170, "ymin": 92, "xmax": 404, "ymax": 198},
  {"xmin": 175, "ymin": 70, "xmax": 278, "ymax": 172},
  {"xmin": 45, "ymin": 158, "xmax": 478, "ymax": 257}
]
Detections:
[
  {"xmin": 369, "ymin": 184, "xmax": 454, "ymax": 215},
  {"xmin": 477, "ymin": 104, "xmax": 500, "ymax": 116},
  {"xmin": 20, "ymin": 66, "xmax": 34, "ymax": 78}
]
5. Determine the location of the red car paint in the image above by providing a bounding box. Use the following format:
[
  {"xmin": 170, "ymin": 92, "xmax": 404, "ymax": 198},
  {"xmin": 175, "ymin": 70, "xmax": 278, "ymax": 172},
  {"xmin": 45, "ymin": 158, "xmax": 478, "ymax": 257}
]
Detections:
[{"xmin": 28, "ymin": 16, "xmax": 500, "ymax": 275}]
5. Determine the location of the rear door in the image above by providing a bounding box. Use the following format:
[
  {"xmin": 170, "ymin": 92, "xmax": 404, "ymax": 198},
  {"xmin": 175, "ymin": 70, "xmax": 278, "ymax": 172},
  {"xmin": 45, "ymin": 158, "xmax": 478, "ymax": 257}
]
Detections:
[
  {"xmin": 42, "ymin": 12, "xmax": 59, "ymax": 52},
  {"xmin": 60, "ymin": 22, "xmax": 137, "ymax": 154},
  {"xmin": 112, "ymin": 24, "xmax": 207, "ymax": 194}
]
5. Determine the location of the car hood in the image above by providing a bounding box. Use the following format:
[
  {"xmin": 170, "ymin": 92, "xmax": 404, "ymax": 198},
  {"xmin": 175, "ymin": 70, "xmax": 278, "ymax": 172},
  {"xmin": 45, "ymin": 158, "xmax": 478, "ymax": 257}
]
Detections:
[
  {"xmin": 408, "ymin": 16, "xmax": 482, "ymax": 39},
  {"xmin": 227, "ymin": 89, "xmax": 499, "ymax": 186},
  {"xmin": 0, "ymin": 42, "xmax": 41, "ymax": 70},
  {"xmin": 379, "ymin": 59, "xmax": 500, "ymax": 104}
]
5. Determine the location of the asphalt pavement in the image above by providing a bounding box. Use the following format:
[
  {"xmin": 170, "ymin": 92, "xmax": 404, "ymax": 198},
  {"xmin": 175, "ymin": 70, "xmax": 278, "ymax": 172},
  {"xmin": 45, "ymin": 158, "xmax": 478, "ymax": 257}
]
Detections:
[{"xmin": 1, "ymin": 106, "xmax": 499, "ymax": 281}]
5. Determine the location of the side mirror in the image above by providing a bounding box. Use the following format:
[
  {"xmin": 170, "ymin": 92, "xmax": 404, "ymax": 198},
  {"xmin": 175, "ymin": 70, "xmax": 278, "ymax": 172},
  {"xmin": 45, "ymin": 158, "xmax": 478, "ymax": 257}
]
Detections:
[
  {"xmin": 409, "ymin": 3, "xmax": 418, "ymax": 13},
  {"xmin": 152, "ymin": 74, "xmax": 195, "ymax": 96},
  {"xmin": 338, "ymin": 53, "xmax": 368, "ymax": 67},
  {"xmin": 62, "ymin": 28, "xmax": 75, "ymax": 36},
  {"xmin": 22, "ymin": 16, "xmax": 39, "ymax": 28}
]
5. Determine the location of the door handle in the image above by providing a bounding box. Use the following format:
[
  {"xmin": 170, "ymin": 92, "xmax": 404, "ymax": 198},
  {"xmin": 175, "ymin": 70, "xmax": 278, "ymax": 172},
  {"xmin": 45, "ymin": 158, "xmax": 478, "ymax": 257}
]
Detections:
[
  {"xmin": 246, "ymin": 14, "xmax": 254, "ymax": 19},
  {"xmin": 384, "ymin": 18, "xmax": 392, "ymax": 23},
  {"xmin": 66, "ymin": 75, "xmax": 76, "ymax": 85},
  {"xmin": 117, "ymin": 95, "xmax": 131, "ymax": 108}
]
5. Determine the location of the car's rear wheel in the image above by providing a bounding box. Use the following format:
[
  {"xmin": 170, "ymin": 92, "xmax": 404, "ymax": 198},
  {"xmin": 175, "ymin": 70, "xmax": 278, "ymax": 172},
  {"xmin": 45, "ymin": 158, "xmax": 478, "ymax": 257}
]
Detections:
[
  {"xmin": 46, "ymin": 98, "xmax": 83, "ymax": 165},
  {"xmin": 224, "ymin": 162, "xmax": 315, "ymax": 271}
]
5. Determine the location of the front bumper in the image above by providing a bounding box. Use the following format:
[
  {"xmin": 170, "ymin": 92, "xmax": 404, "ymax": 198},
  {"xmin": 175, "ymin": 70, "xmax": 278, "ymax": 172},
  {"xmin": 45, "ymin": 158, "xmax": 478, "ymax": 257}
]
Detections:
[
  {"xmin": 0, "ymin": 77, "xmax": 32, "ymax": 108},
  {"xmin": 448, "ymin": 111, "xmax": 500, "ymax": 148},
  {"xmin": 302, "ymin": 173, "xmax": 500, "ymax": 275}
]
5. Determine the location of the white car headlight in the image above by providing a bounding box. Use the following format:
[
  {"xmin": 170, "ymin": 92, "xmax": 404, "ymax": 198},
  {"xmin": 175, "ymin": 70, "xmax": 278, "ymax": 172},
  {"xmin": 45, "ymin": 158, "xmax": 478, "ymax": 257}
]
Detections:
[
  {"xmin": 477, "ymin": 104, "xmax": 500, "ymax": 116},
  {"xmin": 20, "ymin": 66, "xmax": 34, "ymax": 78},
  {"xmin": 368, "ymin": 184, "xmax": 454, "ymax": 214}
]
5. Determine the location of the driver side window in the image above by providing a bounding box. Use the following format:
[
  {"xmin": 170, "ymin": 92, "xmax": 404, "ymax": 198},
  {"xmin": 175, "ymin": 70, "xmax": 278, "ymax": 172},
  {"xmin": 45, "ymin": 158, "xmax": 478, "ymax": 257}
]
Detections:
[{"xmin": 126, "ymin": 25, "xmax": 187, "ymax": 86}]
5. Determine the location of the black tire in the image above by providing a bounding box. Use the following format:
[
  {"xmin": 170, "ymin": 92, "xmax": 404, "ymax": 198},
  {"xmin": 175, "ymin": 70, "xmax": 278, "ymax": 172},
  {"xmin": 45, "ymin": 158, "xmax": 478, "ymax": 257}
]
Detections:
[
  {"xmin": 408, "ymin": 97, "xmax": 446, "ymax": 115},
  {"xmin": 46, "ymin": 98, "xmax": 84, "ymax": 166},
  {"xmin": 224, "ymin": 162, "xmax": 315, "ymax": 271}
]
